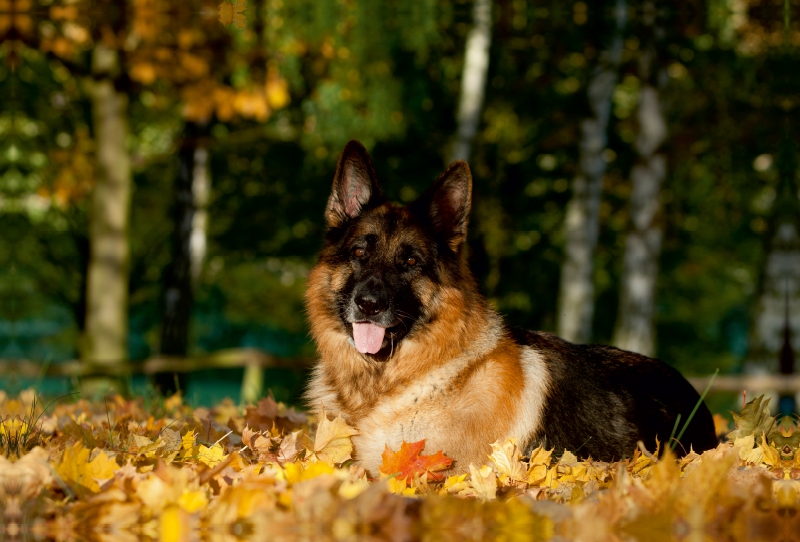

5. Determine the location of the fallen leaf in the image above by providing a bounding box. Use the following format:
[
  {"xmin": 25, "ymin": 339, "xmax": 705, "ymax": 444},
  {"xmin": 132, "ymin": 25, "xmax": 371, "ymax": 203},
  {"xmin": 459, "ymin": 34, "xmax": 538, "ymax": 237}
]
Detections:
[
  {"xmin": 728, "ymin": 395, "xmax": 775, "ymax": 443},
  {"xmin": 313, "ymin": 408, "xmax": 359, "ymax": 465},
  {"xmin": 278, "ymin": 430, "xmax": 301, "ymax": 464},
  {"xmin": 559, "ymin": 450, "xmax": 578, "ymax": 465},
  {"xmin": 529, "ymin": 445, "xmax": 553, "ymax": 466},
  {"xmin": 160, "ymin": 428, "xmax": 182, "ymax": 454},
  {"xmin": 379, "ymin": 440, "xmax": 452, "ymax": 482},
  {"xmin": 489, "ymin": 437, "xmax": 527, "ymax": 482},
  {"xmin": 55, "ymin": 442, "xmax": 120, "ymax": 494},
  {"xmin": 466, "ymin": 463, "xmax": 497, "ymax": 501},
  {"xmin": 197, "ymin": 443, "xmax": 225, "ymax": 467}
]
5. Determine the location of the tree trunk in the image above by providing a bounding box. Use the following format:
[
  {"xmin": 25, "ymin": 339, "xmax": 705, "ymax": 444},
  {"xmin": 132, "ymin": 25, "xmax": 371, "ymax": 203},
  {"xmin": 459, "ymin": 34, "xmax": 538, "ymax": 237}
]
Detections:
[
  {"xmin": 557, "ymin": 0, "xmax": 627, "ymax": 344},
  {"xmin": 154, "ymin": 122, "xmax": 207, "ymax": 395},
  {"xmin": 239, "ymin": 0, "xmax": 268, "ymax": 405},
  {"xmin": 745, "ymin": 137, "xmax": 800, "ymax": 413},
  {"xmin": 449, "ymin": 0, "xmax": 492, "ymax": 163},
  {"xmin": 190, "ymin": 146, "xmax": 210, "ymax": 287},
  {"xmin": 613, "ymin": 29, "xmax": 668, "ymax": 356},
  {"xmin": 81, "ymin": 45, "xmax": 132, "ymax": 396}
]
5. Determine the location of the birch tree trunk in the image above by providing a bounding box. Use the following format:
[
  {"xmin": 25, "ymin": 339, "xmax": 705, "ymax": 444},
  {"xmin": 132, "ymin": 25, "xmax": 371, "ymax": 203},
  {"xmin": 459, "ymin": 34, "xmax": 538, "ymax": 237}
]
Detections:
[
  {"xmin": 190, "ymin": 146, "xmax": 210, "ymax": 287},
  {"xmin": 81, "ymin": 45, "xmax": 132, "ymax": 395},
  {"xmin": 557, "ymin": 0, "xmax": 627, "ymax": 344},
  {"xmin": 745, "ymin": 140, "xmax": 800, "ymax": 413},
  {"xmin": 613, "ymin": 17, "xmax": 668, "ymax": 356},
  {"xmin": 155, "ymin": 122, "xmax": 208, "ymax": 395},
  {"xmin": 449, "ymin": 0, "xmax": 491, "ymax": 163}
]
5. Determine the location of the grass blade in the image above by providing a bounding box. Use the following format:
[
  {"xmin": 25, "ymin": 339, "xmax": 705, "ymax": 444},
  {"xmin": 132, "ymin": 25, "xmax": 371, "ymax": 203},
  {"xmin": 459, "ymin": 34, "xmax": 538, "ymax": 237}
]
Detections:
[
  {"xmin": 667, "ymin": 413, "xmax": 681, "ymax": 451},
  {"xmin": 671, "ymin": 368, "xmax": 719, "ymax": 451}
]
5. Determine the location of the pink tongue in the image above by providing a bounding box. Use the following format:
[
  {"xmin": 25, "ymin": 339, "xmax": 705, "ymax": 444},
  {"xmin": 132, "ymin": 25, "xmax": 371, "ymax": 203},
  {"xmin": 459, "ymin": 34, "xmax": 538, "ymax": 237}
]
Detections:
[{"xmin": 352, "ymin": 322, "xmax": 386, "ymax": 354}]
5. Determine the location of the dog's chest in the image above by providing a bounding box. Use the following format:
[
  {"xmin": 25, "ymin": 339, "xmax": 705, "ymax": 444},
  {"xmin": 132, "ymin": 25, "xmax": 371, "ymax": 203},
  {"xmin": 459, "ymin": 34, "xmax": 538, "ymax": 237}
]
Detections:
[{"xmin": 349, "ymin": 368, "xmax": 462, "ymax": 474}]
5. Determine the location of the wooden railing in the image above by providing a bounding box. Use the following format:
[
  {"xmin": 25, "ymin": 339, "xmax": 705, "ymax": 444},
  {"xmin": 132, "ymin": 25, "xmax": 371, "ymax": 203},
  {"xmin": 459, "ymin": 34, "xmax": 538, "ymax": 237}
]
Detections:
[
  {"xmin": 0, "ymin": 348, "xmax": 313, "ymax": 379},
  {"xmin": 687, "ymin": 374, "xmax": 800, "ymax": 394}
]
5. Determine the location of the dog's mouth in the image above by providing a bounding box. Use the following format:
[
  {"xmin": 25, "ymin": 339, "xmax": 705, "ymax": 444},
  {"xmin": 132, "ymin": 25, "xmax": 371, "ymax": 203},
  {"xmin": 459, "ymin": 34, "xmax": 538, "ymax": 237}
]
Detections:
[{"xmin": 349, "ymin": 321, "xmax": 404, "ymax": 359}]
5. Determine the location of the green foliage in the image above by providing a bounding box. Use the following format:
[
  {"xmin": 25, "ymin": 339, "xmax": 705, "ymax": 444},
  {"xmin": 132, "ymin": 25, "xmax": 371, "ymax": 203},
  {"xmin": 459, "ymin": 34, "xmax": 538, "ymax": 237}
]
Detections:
[{"xmin": 1, "ymin": 0, "xmax": 795, "ymax": 390}]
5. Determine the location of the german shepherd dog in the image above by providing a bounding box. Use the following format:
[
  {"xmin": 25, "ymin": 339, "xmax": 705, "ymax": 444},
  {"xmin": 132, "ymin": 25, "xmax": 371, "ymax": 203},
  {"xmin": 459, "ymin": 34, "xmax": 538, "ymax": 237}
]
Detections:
[{"xmin": 305, "ymin": 141, "xmax": 717, "ymax": 476}]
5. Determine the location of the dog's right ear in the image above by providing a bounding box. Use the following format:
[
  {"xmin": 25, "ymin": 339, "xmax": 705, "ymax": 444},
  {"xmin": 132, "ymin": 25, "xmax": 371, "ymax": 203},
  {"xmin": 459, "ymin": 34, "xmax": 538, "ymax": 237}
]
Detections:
[{"xmin": 326, "ymin": 141, "xmax": 383, "ymax": 228}]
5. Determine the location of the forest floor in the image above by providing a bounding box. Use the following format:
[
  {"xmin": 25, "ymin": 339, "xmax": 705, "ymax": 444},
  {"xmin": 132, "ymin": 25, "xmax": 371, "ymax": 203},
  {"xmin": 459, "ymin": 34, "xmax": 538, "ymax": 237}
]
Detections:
[{"xmin": 1, "ymin": 390, "xmax": 797, "ymax": 541}]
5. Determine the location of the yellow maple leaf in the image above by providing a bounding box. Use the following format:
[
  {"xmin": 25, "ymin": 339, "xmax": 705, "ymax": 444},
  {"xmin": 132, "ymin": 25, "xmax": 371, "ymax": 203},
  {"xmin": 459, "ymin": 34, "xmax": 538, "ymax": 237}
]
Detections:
[
  {"xmin": 131, "ymin": 434, "xmax": 154, "ymax": 448},
  {"xmin": 489, "ymin": 437, "xmax": 527, "ymax": 482},
  {"xmin": 543, "ymin": 466, "xmax": 559, "ymax": 488},
  {"xmin": 440, "ymin": 473, "xmax": 470, "ymax": 496},
  {"xmin": 197, "ymin": 444, "xmax": 225, "ymax": 467},
  {"xmin": 528, "ymin": 464, "xmax": 549, "ymax": 485},
  {"xmin": 528, "ymin": 445, "xmax": 553, "ymax": 466},
  {"xmin": 181, "ymin": 430, "xmax": 196, "ymax": 451},
  {"xmin": 466, "ymin": 464, "xmax": 497, "ymax": 501},
  {"xmin": 56, "ymin": 442, "xmax": 120, "ymax": 494},
  {"xmin": 386, "ymin": 476, "xmax": 416, "ymax": 496},
  {"xmin": 312, "ymin": 407, "xmax": 359, "ymax": 465},
  {"xmin": 130, "ymin": 434, "xmax": 160, "ymax": 458},
  {"xmin": 218, "ymin": 0, "xmax": 246, "ymax": 29},
  {"xmin": 559, "ymin": 450, "xmax": 578, "ymax": 465},
  {"xmin": 759, "ymin": 439, "xmax": 781, "ymax": 468}
]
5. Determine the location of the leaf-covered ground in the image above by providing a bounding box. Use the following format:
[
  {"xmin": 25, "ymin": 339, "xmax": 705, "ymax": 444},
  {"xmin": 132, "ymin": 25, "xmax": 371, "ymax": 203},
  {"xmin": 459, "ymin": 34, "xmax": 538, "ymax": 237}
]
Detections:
[{"xmin": 1, "ymin": 390, "xmax": 798, "ymax": 541}]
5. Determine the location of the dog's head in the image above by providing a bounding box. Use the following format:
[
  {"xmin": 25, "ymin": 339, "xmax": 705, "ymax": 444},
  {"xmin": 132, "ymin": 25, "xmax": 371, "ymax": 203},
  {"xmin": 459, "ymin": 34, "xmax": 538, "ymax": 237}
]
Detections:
[{"xmin": 309, "ymin": 140, "xmax": 474, "ymax": 361}]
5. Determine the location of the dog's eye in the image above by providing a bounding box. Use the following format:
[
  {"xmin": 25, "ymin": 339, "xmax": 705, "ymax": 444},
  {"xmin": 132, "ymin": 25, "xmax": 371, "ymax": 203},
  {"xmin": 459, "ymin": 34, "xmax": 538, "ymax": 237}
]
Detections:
[
  {"xmin": 406, "ymin": 257, "xmax": 417, "ymax": 266},
  {"xmin": 353, "ymin": 247, "xmax": 366, "ymax": 258}
]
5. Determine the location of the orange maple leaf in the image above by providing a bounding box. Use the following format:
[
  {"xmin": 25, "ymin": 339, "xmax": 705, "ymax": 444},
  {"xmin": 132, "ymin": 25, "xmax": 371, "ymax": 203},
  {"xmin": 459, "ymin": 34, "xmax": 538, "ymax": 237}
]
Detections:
[{"xmin": 379, "ymin": 440, "xmax": 453, "ymax": 482}]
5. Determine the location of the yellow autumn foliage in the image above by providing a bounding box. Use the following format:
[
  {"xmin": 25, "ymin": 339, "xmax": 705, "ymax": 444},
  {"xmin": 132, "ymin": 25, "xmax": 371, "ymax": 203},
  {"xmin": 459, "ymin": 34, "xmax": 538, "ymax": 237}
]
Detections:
[{"xmin": 3, "ymin": 391, "xmax": 798, "ymax": 541}]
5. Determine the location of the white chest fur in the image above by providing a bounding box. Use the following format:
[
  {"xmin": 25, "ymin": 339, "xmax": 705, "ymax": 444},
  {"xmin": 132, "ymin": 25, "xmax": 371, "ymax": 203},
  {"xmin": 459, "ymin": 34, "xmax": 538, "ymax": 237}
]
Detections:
[
  {"xmin": 350, "ymin": 357, "xmax": 471, "ymax": 474},
  {"xmin": 347, "ymin": 345, "xmax": 551, "ymax": 476}
]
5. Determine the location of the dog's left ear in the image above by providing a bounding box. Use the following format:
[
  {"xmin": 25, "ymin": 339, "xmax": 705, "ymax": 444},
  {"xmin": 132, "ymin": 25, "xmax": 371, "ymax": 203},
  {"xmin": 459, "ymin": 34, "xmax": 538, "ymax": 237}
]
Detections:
[
  {"xmin": 326, "ymin": 140, "xmax": 383, "ymax": 228},
  {"xmin": 413, "ymin": 160, "xmax": 472, "ymax": 252}
]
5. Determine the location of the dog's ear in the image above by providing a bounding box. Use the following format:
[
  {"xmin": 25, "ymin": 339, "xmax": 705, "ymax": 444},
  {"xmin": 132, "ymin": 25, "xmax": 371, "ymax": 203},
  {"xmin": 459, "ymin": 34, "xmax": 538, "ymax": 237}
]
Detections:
[
  {"xmin": 414, "ymin": 160, "xmax": 472, "ymax": 252},
  {"xmin": 326, "ymin": 140, "xmax": 383, "ymax": 228}
]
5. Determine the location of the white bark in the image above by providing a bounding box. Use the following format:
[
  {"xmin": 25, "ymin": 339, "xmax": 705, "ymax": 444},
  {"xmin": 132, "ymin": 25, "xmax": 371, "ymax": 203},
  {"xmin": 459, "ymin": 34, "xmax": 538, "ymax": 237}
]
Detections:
[
  {"xmin": 82, "ymin": 45, "xmax": 132, "ymax": 393},
  {"xmin": 613, "ymin": 83, "xmax": 667, "ymax": 356},
  {"xmin": 746, "ymin": 206, "xmax": 800, "ymax": 373},
  {"xmin": 449, "ymin": 0, "xmax": 491, "ymax": 163},
  {"xmin": 190, "ymin": 146, "xmax": 210, "ymax": 286},
  {"xmin": 557, "ymin": 0, "xmax": 627, "ymax": 343}
]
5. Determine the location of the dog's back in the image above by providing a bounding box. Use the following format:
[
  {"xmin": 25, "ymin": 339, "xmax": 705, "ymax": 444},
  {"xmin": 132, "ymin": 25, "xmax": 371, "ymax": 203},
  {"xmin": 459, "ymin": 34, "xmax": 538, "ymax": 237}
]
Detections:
[{"xmin": 516, "ymin": 330, "xmax": 718, "ymax": 459}]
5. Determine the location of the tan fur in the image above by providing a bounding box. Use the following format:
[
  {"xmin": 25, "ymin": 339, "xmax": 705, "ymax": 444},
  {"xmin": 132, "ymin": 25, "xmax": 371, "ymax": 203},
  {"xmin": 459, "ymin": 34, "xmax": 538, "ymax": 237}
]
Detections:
[{"xmin": 306, "ymin": 252, "xmax": 551, "ymax": 475}]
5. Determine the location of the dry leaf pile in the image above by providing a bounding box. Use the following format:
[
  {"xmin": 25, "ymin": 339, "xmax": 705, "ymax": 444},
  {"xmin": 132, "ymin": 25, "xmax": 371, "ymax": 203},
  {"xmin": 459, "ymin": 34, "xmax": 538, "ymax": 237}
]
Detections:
[{"xmin": 1, "ymin": 389, "xmax": 799, "ymax": 541}]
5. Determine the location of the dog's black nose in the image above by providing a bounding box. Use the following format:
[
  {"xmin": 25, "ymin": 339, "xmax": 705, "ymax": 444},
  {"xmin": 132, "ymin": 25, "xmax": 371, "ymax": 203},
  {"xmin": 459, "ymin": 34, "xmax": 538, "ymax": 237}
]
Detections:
[{"xmin": 355, "ymin": 292, "xmax": 387, "ymax": 316}]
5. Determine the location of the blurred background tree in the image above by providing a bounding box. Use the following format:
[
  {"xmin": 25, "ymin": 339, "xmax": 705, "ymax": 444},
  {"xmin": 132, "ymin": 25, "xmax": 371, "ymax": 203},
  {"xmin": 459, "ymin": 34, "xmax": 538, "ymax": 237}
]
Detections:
[{"xmin": 0, "ymin": 0, "xmax": 798, "ymax": 412}]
